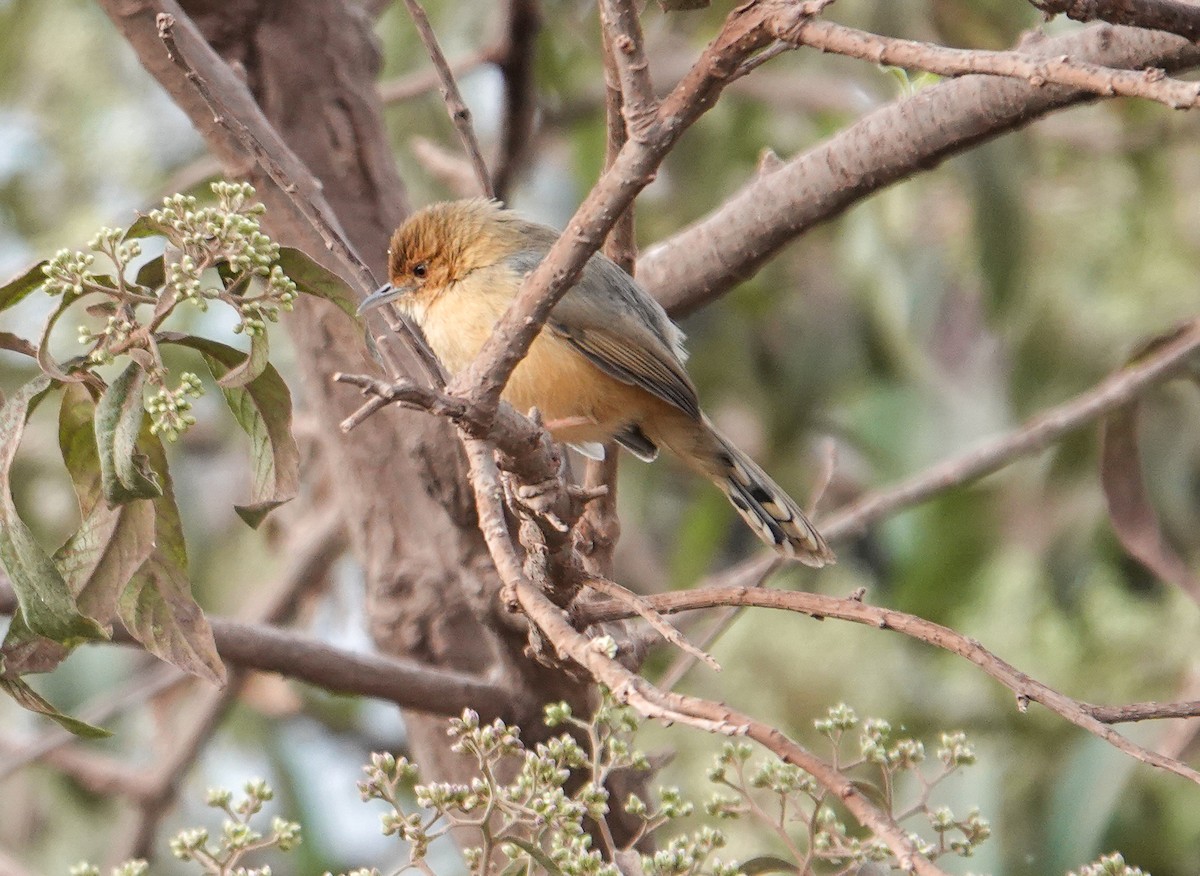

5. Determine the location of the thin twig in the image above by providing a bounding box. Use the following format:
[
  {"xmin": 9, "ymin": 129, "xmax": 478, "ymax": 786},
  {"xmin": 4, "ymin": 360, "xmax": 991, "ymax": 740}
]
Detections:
[
  {"xmin": 155, "ymin": 12, "xmax": 379, "ymax": 292},
  {"xmin": 822, "ymin": 319, "xmax": 1200, "ymax": 542},
  {"xmin": 579, "ymin": 586, "xmax": 1200, "ymax": 787},
  {"xmin": 401, "ymin": 0, "xmax": 495, "ymax": 198},
  {"xmin": 598, "ymin": 0, "xmax": 658, "ymax": 136},
  {"xmin": 379, "ymin": 48, "xmax": 498, "ymax": 104},
  {"xmin": 773, "ymin": 16, "xmax": 1200, "ymax": 111},
  {"xmin": 583, "ymin": 576, "xmax": 720, "ymax": 671},
  {"xmin": 511, "ymin": 577, "xmax": 948, "ymax": 874},
  {"xmin": 655, "ymin": 558, "xmax": 780, "ymax": 692}
]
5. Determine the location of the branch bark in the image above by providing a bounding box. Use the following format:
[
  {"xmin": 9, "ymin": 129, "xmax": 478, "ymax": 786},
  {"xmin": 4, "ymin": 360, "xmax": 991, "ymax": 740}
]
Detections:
[{"xmin": 641, "ymin": 23, "xmax": 1200, "ymax": 316}]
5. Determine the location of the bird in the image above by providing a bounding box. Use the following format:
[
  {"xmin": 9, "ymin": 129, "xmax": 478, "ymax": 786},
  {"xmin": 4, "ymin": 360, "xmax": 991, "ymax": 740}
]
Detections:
[{"xmin": 357, "ymin": 199, "xmax": 833, "ymax": 567}]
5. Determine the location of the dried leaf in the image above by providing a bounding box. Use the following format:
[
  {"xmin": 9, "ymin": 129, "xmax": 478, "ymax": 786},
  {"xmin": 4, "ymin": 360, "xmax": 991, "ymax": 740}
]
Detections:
[
  {"xmin": 217, "ymin": 330, "xmax": 269, "ymax": 389},
  {"xmin": 1100, "ymin": 324, "xmax": 1200, "ymax": 602},
  {"xmin": 0, "ymin": 676, "xmax": 111, "ymax": 738},
  {"xmin": 57, "ymin": 383, "xmax": 156, "ymax": 621},
  {"xmin": 162, "ymin": 336, "xmax": 299, "ymax": 528},
  {"xmin": 275, "ymin": 246, "xmax": 361, "ymax": 323},
  {"xmin": 0, "ymin": 260, "xmax": 48, "ymax": 312},
  {"xmin": 0, "ymin": 611, "xmax": 70, "ymax": 676},
  {"xmin": 119, "ymin": 427, "xmax": 225, "ymax": 686},
  {"xmin": 94, "ymin": 362, "xmax": 162, "ymax": 504},
  {"xmin": 1100, "ymin": 401, "xmax": 1200, "ymax": 602},
  {"xmin": 0, "ymin": 376, "xmax": 107, "ymax": 643}
]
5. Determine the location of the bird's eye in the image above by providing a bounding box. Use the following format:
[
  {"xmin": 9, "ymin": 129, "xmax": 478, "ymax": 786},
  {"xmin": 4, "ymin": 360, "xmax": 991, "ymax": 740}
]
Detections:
[{"xmin": 412, "ymin": 262, "xmax": 428, "ymax": 279}]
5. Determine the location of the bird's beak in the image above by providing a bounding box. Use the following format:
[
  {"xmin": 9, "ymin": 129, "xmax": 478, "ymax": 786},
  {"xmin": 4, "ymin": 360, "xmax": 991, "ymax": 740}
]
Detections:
[{"xmin": 358, "ymin": 282, "xmax": 413, "ymax": 315}]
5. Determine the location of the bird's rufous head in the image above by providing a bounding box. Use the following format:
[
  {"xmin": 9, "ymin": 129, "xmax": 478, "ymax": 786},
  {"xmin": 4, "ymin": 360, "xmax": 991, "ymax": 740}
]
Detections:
[{"xmin": 358, "ymin": 199, "xmax": 525, "ymax": 315}]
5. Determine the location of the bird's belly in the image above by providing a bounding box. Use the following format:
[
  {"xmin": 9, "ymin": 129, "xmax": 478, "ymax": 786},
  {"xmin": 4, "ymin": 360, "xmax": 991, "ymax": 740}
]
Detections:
[
  {"xmin": 413, "ymin": 291, "xmax": 650, "ymax": 444},
  {"xmin": 504, "ymin": 334, "xmax": 651, "ymax": 444}
]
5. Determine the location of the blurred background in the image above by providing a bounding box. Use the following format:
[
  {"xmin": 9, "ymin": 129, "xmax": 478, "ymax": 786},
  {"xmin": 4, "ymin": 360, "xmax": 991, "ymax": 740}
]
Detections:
[{"xmin": 1, "ymin": 0, "xmax": 1199, "ymax": 873}]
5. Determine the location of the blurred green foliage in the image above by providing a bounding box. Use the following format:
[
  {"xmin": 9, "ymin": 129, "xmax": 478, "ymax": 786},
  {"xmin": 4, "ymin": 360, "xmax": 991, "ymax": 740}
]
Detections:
[{"xmin": 1, "ymin": 0, "xmax": 1199, "ymax": 873}]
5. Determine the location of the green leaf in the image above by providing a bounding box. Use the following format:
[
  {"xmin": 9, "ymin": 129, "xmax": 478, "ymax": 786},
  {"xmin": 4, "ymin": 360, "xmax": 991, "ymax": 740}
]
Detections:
[
  {"xmin": 218, "ymin": 330, "xmax": 269, "ymax": 389},
  {"xmin": 123, "ymin": 214, "xmax": 168, "ymax": 241},
  {"xmin": 119, "ymin": 426, "xmax": 225, "ymax": 686},
  {"xmin": 659, "ymin": 0, "xmax": 709, "ymax": 9},
  {"xmin": 135, "ymin": 255, "xmax": 165, "ymax": 291},
  {"xmin": 161, "ymin": 336, "xmax": 299, "ymax": 528},
  {"xmin": 0, "ymin": 260, "xmax": 48, "ymax": 313},
  {"xmin": 0, "ymin": 676, "xmax": 111, "ymax": 738},
  {"xmin": 94, "ymin": 363, "xmax": 162, "ymax": 504},
  {"xmin": 0, "ymin": 376, "xmax": 107, "ymax": 643},
  {"xmin": 739, "ymin": 856, "xmax": 802, "ymax": 875},
  {"xmin": 275, "ymin": 246, "xmax": 361, "ymax": 323},
  {"xmin": 57, "ymin": 383, "xmax": 156, "ymax": 620}
]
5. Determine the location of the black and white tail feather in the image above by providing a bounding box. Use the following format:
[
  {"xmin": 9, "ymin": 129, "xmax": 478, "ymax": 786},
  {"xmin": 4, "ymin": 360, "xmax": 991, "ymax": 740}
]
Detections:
[{"xmin": 710, "ymin": 429, "xmax": 833, "ymax": 567}]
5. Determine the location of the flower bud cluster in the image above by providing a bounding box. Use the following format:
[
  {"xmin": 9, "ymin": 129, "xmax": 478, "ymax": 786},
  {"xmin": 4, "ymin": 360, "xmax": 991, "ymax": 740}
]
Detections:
[
  {"xmin": 147, "ymin": 372, "xmax": 203, "ymax": 442},
  {"xmin": 42, "ymin": 248, "xmax": 96, "ymax": 298},
  {"xmin": 1070, "ymin": 853, "xmax": 1148, "ymax": 876},
  {"xmin": 79, "ymin": 314, "xmax": 137, "ymax": 365},
  {"xmin": 165, "ymin": 779, "xmax": 299, "ymax": 874}
]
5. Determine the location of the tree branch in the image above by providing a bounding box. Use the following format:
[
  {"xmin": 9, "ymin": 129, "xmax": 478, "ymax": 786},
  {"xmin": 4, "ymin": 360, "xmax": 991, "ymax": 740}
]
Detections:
[
  {"xmin": 401, "ymin": 0, "xmax": 494, "ymax": 198},
  {"xmin": 446, "ymin": 0, "xmax": 788, "ymax": 424},
  {"xmin": 641, "ymin": 24, "xmax": 1200, "ymax": 316},
  {"xmin": 774, "ymin": 18, "xmax": 1200, "ymax": 110},
  {"xmin": 822, "ymin": 319, "xmax": 1200, "ymax": 543},
  {"xmin": 579, "ymin": 586, "xmax": 1200, "ymax": 787},
  {"xmin": 1033, "ymin": 0, "xmax": 1200, "ymax": 41}
]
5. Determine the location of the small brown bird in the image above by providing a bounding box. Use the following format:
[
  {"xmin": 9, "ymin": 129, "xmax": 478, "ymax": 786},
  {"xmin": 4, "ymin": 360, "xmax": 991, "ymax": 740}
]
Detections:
[{"xmin": 358, "ymin": 199, "xmax": 833, "ymax": 566}]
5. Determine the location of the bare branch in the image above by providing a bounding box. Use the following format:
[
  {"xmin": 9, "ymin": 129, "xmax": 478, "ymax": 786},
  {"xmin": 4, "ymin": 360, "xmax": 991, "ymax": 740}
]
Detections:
[
  {"xmin": 449, "ymin": 0, "xmax": 786, "ymax": 424},
  {"xmin": 822, "ymin": 319, "xmax": 1200, "ymax": 543},
  {"xmin": 598, "ymin": 0, "xmax": 657, "ymax": 135},
  {"xmin": 579, "ymin": 586, "xmax": 1200, "ymax": 787},
  {"xmin": 201, "ymin": 617, "xmax": 515, "ymax": 718},
  {"xmin": 641, "ymin": 25, "xmax": 1200, "ymax": 316},
  {"xmin": 775, "ymin": 18, "xmax": 1200, "ymax": 109},
  {"xmin": 512, "ymin": 577, "xmax": 950, "ymax": 874}
]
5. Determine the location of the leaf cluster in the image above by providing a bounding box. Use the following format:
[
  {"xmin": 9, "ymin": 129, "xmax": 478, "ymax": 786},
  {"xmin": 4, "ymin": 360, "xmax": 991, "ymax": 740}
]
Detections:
[{"xmin": 0, "ymin": 181, "xmax": 359, "ymax": 733}]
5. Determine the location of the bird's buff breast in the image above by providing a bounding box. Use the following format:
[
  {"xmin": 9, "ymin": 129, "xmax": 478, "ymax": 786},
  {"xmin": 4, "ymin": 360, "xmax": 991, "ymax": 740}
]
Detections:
[{"xmin": 403, "ymin": 277, "xmax": 652, "ymax": 445}]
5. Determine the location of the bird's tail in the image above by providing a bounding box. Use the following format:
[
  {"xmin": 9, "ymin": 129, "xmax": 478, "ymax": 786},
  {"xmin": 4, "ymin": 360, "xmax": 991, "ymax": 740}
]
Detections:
[{"xmin": 657, "ymin": 414, "xmax": 834, "ymax": 566}]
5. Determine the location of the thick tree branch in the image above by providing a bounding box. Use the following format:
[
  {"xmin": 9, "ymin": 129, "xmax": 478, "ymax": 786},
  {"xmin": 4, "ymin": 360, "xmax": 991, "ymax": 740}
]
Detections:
[
  {"xmin": 1033, "ymin": 0, "xmax": 1200, "ymax": 41},
  {"xmin": 641, "ymin": 24, "xmax": 1200, "ymax": 316}
]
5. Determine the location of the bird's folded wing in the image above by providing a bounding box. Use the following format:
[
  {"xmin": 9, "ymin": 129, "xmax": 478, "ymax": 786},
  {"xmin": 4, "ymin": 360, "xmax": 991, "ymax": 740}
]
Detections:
[{"xmin": 548, "ymin": 318, "xmax": 701, "ymax": 421}]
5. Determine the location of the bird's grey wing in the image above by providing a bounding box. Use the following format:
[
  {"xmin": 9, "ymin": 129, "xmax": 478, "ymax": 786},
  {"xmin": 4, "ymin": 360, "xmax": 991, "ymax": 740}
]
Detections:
[{"xmin": 505, "ymin": 244, "xmax": 701, "ymax": 421}]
